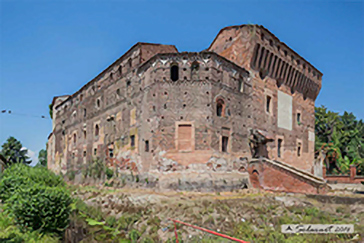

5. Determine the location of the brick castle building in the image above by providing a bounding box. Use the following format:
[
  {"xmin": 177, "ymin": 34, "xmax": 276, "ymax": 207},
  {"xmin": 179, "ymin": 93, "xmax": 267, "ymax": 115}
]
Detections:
[{"xmin": 48, "ymin": 25, "xmax": 326, "ymax": 193}]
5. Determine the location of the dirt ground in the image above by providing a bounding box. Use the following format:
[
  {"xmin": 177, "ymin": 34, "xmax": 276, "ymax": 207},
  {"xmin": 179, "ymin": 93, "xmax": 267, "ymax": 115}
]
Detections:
[{"xmin": 71, "ymin": 184, "xmax": 364, "ymax": 242}]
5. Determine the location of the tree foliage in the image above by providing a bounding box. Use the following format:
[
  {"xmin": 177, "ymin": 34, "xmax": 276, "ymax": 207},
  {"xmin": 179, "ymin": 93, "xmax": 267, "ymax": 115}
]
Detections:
[
  {"xmin": 49, "ymin": 103, "xmax": 53, "ymax": 119},
  {"xmin": 0, "ymin": 136, "xmax": 31, "ymax": 166},
  {"xmin": 38, "ymin": 149, "xmax": 47, "ymax": 167},
  {"xmin": 315, "ymin": 106, "xmax": 364, "ymax": 174}
]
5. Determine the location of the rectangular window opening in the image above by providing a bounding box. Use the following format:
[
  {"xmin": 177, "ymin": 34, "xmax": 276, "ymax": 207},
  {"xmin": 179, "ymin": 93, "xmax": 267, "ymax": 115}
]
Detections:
[
  {"xmin": 277, "ymin": 139, "xmax": 283, "ymax": 158},
  {"xmin": 145, "ymin": 140, "xmax": 149, "ymax": 152},
  {"xmin": 130, "ymin": 135, "xmax": 135, "ymax": 148},
  {"xmin": 222, "ymin": 136, "xmax": 229, "ymax": 153},
  {"xmin": 297, "ymin": 113, "xmax": 301, "ymax": 124},
  {"xmin": 266, "ymin": 96, "xmax": 272, "ymax": 113},
  {"xmin": 297, "ymin": 143, "xmax": 302, "ymax": 157},
  {"xmin": 109, "ymin": 148, "xmax": 114, "ymax": 158}
]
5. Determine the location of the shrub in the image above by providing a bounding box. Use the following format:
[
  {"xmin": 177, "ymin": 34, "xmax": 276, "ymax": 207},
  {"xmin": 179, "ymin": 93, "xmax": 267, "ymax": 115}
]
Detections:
[
  {"xmin": 0, "ymin": 207, "xmax": 59, "ymax": 243},
  {"xmin": 0, "ymin": 163, "xmax": 64, "ymax": 202},
  {"xmin": 5, "ymin": 183, "xmax": 72, "ymax": 235},
  {"xmin": 0, "ymin": 164, "xmax": 72, "ymax": 236}
]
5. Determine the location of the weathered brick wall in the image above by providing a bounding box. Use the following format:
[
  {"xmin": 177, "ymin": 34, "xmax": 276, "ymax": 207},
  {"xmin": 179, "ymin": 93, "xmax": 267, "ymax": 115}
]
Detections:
[
  {"xmin": 208, "ymin": 25, "xmax": 322, "ymax": 172},
  {"xmin": 138, "ymin": 52, "xmax": 252, "ymax": 171},
  {"xmin": 50, "ymin": 48, "xmax": 253, "ymax": 175},
  {"xmin": 248, "ymin": 160, "xmax": 327, "ymax": 194},
  {"xmin": 50, "ymin": 43, "xmax": 177, "ymax": 173},
  {"xmin": 48, "ymin": 25, "xmax": 325, "ymax": 194}
]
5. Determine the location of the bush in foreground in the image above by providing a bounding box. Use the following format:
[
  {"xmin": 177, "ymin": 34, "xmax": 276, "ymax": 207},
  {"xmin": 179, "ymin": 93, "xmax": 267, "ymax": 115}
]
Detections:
[
  {"xmin": 0, "ymin": 163, "xmax": 64, "ymax": 202},
  {"xmin": 0, "ymin": 163, "xmax": 72, "ymax": 236}
]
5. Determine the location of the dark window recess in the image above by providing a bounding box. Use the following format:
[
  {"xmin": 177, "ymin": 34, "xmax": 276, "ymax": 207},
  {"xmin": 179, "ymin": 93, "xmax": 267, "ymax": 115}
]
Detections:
[
  {"xmin": 116, "ymin": 89, "xmax": 120, "ymax": 96},
  {"xmin": 109, "ymin": 148, "xmax": 114, "ymax": 158},
  {"xmin": 277, "ymin": 139, "xmax": 283, "ymax": 158},
  {"xmin": 73, "ymin": 134, "xmax": 76, "ymax": 144},
  {"xmin": 145, "ymin": 140, "xmax": 149, "ymax": 152},
  {"xmin": 97, "ymin": 99, "xmax": 100, "ymax": 108},
  {"xmin": 297, "ymin": 143, "xmax": 302, "ymax": 157},
  {"xmin": 171, "ymin": 65, "xmax": 179, "ymax": 81},
  {"xmin": 83, "ymin": 130, "xmax": 87, "ymax": 139},
  {"xmin": 297, "ymin": 113, "xmax": 301, "ymax": 124},
  {"xmin": 266, "ymin": 96, "xmax": 271, "ymax": 113},
  {"xmin": 191, "ymin": 61, "xmax": 199, "ymax": 72},
  {"xmin": 94, "ymin": 148, "xmax": 97, "ymax": 155},
  {"xmin": 216, "ymin": 99, "xmax": 225, "ymax": 117},
  {"xmin": 83, "ymin": 108, "xmax": 87, "ymax": 118},
  {"xmin": 95, "ymin": 124, "xmax": 99, "ymax": 136},
  {"xmin": 127, "ymin": 81, "xmax": 131, "ymax": 87},
  {"xmin": 222, "ymin": 136, "xmax": 229, "ymax": 153},
  {"xmin": 83, "ymin": 151, "xmax": 86, "ymax": 157},
  {"xmin": 130, "ymin": 135, "xmax": 135, "ymax": 147}
]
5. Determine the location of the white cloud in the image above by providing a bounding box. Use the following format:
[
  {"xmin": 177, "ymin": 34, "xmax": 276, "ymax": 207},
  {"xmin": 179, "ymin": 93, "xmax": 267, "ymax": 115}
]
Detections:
[{"xmin": 22, "ymin": 147, "xmax": 38, "ymax": 166}]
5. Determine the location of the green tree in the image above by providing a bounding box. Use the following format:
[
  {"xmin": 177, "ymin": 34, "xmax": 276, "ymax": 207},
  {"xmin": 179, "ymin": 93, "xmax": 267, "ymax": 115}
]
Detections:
[
  {"xmin": 38, "ymin": 149, "xmax": 47, "ymax": 167},
  {"xmin": 315, "ymin": 106, "xmax": 364, "ymax": 175},
  {"xmin": 0, "ymin": 137, "xmax": 31, "ymax": 166},
  {"xmin": 49, "ymin": 103, "xmax": 53, "ymax": 119}
]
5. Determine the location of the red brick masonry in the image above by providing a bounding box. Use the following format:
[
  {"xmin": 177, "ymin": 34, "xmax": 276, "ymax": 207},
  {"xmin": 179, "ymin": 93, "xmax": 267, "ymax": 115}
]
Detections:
[
  {"xmin": 323, "ymin": 165, "xmax": 364, "ymax": 184},
  {"xmin": 248, "ymin": 158, "xmax": 328, "ymax": 194}
]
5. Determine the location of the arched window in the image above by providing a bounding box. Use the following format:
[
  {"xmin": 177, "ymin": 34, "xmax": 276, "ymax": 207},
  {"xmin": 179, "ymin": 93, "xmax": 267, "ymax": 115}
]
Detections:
[
  {"xmin": 73, "ymin": 133, "xmax": 76, "ymax": 144},
  {"xmin": 216, "ymin": 98, "xmax": 225, "ymax": 117},
  {"xmin": 96, "ymin": 98, "xmax": 100, "ymax": 108},
  {"xmin": 83, "ymin": 130, "xmax": 87, "ymax": 140},
  {"xmin": 191, "ymin": 61, "xmax": 199, "ymax": 80},
  {"xmin": 95, "ymin": 124, "xmax": 99, "ymax": 137},
  {"xmin": 170, "ymin": 64, "xmax": 179, "ymax": 81}
]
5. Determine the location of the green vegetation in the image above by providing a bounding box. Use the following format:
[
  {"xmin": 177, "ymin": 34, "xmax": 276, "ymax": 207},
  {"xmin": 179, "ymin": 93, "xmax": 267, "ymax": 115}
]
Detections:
[
  {"xmin": 0, "ymin": 136, "xmax": 31, "ymax": 166},
  {"xmin": 49, "ymin": 103, "xmax": 53, "ymax": 119},
  {"xmin": 0, "ymin": 164, "xmax": 72, "ymax": 241},
  {"xmin": 38, "ymin": 148, "xmax": 47, "ymax": 167},
  {"xmin": 315, "ymin": 106, "xmax": 364, "ymax": 174}
]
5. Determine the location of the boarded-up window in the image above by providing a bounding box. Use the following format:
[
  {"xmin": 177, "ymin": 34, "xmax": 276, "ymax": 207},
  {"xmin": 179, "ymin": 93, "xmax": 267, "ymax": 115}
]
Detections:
[
  {"xmin": 177, "ymin": 124, "xmax": 192, "ymax": 151},
  {"xmin": 277, "ymin": 91, "xmax": 292, "ymax": 131}
]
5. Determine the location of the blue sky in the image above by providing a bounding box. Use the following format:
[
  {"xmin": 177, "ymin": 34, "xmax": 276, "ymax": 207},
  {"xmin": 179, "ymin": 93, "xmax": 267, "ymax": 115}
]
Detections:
[{"xmin": 0, "ymin": 0, "xmax": 363, "ymax": 163}]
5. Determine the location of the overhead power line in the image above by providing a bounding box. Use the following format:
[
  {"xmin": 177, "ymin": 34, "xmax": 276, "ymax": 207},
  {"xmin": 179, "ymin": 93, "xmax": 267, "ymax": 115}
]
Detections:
[{"xmin": 1, "ymin": 110, "xmax": 50, "ymax": 120}]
